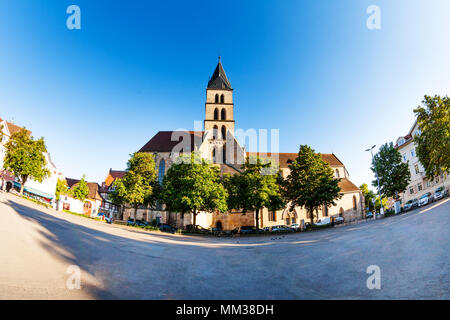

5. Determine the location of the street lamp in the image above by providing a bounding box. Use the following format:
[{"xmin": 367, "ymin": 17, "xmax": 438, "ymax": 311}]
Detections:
[{"xmin": 365, "ymin": 145, "xmax": 383, "ymax": 220}]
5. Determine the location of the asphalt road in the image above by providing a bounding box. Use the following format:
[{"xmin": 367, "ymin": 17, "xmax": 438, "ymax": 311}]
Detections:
[{"xmin": 0, "ymin": 192, "xmax": 449, "ymax": 300}]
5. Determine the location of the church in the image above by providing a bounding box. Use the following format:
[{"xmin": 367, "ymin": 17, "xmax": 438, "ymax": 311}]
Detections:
[{"xmin": 124, "ymin": 58, "xmax": 364, "ymax": 230}]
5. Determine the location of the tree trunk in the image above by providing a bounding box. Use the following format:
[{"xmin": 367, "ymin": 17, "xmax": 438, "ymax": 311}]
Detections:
[
  {"xmin": 309, "ymin": 208, "xmax": 314, "ymax": 226},
  {"xmin": 255, "ymin": 208, "xmax": 260, "ymax": 230},
  {"xmin": 19, "ymin": 176, "xmax": 28, "ymax": 196},
  {"xmin": 260, "ymin": 208, "xmax": 264, "ymax": 229},
  {"xmin": 192, "ymin": 210, "xmax": 197, "ymax": 228}
]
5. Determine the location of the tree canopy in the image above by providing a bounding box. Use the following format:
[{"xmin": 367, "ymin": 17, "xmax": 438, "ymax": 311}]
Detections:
[
  {"xmin": 72, "ymin": 175, "xmax": 89, "ymax": 202},
  {"xmin": 370, "ymin": 142, "xmax": 410, "ymax": 200},
  {"xmin": 359, "ymin": 183, "xmax": 376, "ymax": 211},
  {"xmin": 283, "ymin": 145, "xmax": 342, "ymax": 225},
  {"xmin": 110, "ymin": 152, "xmax": 158, "ymax": 221},
  {"xmin": 223, "ymin": 156, "xmax": 284, "ymax": 230},
  {"xmin": 162, "ymin": 152, "xmax": 228, "ymax": 227},
  {"xmin": 55, "ymin": 178, "xmax": 70, "ymax": 201},
  {"xmin": 3, "ymin": 127, "xmax": 49, "ymax": 195},
  {"xmin": 413, "ymin": 95, "xmax": 450, "ymax": 179}
]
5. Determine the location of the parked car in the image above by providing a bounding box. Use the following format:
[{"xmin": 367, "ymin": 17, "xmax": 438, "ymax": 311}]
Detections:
[
  {"xmin": 304, "ymin": 222, "xmax": 311, "ymax": 229},
  {"xmin": 158, "ymin": 223, "xmax": 177, "ymax": 233},
  {"xmin": 365, "ymin": 212, "xmax": 374, "ymax": 219},
  {"xmin": 404, "ymin": 198, "xmax": 419, "ymax": 211},
  {"xmin": 314, "ymin": 217, "xmax": 331, "ymax": 226},
  {"xmin": 271, "ymin": 225, "xmax": 294, "ymax": 233},
  {"xmin": 127, "ymin": 218, "xmax": 136, "ymax": 226},
  {"xmin": 262, "ymin": 227, "xmax": 271, "ymax": 232},
  {"xmin": 290, "ymin": 223, "xmax": 301, "ymax": 231},
  {"xmin": 434, "ymin": 187, "xmax": 445, "ymax": 201},
  {"xmin": 239, "ymin": 226, "xmax": 258, "ymax": 234},
  {"xmin": 134, "ymin": 220, "xmax": 149, "ymax": 227},
  {"xmin": 185, "ymin": 224, "xmax": 210, "ymax": 234},
  {"xmin": 418, "ymin": 192, "xmax": 433, "ymax": 207},
  {"xmin": 334, "ymin": 216, "xmax": 344, "ymax": 225}
]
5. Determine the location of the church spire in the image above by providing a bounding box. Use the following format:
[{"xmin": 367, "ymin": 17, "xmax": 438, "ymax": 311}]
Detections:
[{"xmin": 207, "ymin": 57, "xmax": 232, "ymax": 90}]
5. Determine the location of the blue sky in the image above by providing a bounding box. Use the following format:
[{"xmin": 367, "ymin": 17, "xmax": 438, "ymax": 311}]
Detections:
[{"xmin": 1, "ymin": 0, "xmax": 449, "ymax": 189}]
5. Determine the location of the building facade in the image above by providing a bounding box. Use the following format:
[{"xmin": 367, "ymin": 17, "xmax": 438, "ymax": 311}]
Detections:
[
  {"xmin": 395, "ymin": 120, "xmax": 449, "ymax": 204},
  {"xmin": 126, "ymin": 59, "xmax": 363, "ymax": 230},
  {"xmin": 1, "ymin": 117, "xmax": 62, "ymax": 203},
  {"xmin": 98, "ymin": 169, "xmax": 126, "ymax": 219},
  {"xmin": 58, "ymin": 178, "xmax": 104, "ymax": 217}
]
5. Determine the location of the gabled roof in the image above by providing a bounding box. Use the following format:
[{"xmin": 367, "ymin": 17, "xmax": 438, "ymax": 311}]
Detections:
[
  {"xmin": 66, "ymin": 178, "xmax": 80, "ymax": 189},
  {"xmin": 0, "ymin": 117, "xmax": 31, "ymax": 137},
  {"xmin": 245, "ymin": 152, "xmax": 344, "ymax": 168},
  {"xmin": 395, "ymin": 118, "xmax": 419, "ymax": 149},
  {"xmin": 338, "ymin": 178, "xmax": 360, "ymax": 193},
  {"xmin": 104, "ymin": 169, "xmax": 126, "ymax": 188},
  {"xmin": 66, "ymin": 177, "xmax": 104, "ymax": 201},
  {"xmin": 207, "ymin": 58, "xmax": 232, "ymax": 90},
  {"xmin": 109, "ymin": 169, "xmax": 126, "ymax": 180},
  {"xmin": 139, "ymin": 131, "xmax": 204, "ymax": 153},
  {"xmin": 6, "ymin": 122, "xmax": 25, "ymax": 136}
]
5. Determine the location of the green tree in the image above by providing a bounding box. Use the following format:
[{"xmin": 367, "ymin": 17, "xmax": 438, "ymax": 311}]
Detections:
[
  {"xmin": 3, "ymin": 127, "xmax": 49, "ymax": 195},
  {"xmin": 224, "ymin": 156, "xmax": 285, "ymax": 230},
  {"xmin": 359, "ymin": 183, "xmax": 376, "ymax": 211},
  {"xmin": 375, "ymin": 196, "xmax": 388, "ymax": 212},
  {"xmin": 283, "ymin": 145, "xmax": 342, "ymax": 225},
  {"xmin": 110, "ymin": 152, "xmax": 158, "ymax": 223},
  {"xmin": 72, "ymin": 175, "xmax": 89, "ymax": 202},
  {"xmin": 371, "ymin": 142, "xmax": 411, "ymax": 200},
  {"xmin": 413, "ymin": 95, "xmax": 450, "ymax": 180},
  {"xmin": 162, "ymin": 152, "xmax": 228, "ymax": 227},
  {"xmin": 55, "ymin": 178, "xmax": 70, "ymax": 201}
]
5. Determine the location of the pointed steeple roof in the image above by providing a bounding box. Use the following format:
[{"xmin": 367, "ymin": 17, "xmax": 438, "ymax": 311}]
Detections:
[{"xmin": 207, "ymin": 57, "xmax": 232, "ymax": 90}]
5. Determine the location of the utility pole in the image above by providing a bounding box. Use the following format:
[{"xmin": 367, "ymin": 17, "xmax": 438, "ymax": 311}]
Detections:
[{"xmin": 366, "ymin": 145, "xmax": 383, "ymax": 220}]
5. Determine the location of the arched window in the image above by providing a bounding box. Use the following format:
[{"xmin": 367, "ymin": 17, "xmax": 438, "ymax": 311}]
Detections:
[
  {"xmin": 213, "ymin": 125, "xmax": 219, "ymax": 139},
  {"xmin": 214, "ymin": 108, "xmax": 219, "ymax": 120},
  {"xmin": 353, "ymin": 195, "xmax": 357, "ymax": 210},
  {"xmin": 215, "ymin": 94, "xmax": 219, "ymax": 103},
  {"xmin": 221, "ymin": 108, "xmax": 226, "ymax": 120},
  {"xmin": 335, "ymin": 169, "xmax": 340, "ymax": 178},
  {"xmin": 158, "ymin": 159, "xmax": 165, "ymax": 185},
  {"xmin": 339, "ymin": 207, "xmax": 344, "ymax": 217},
  {"xmin": 220, "ymin": 94, "xmax": 225, "ymax": 103},
  {"xmin": 212, "ymin": 148, "xmax": 216, "ymax": 162},
  {"xmin": 221, "ymin": 126, "xmax": 226, "ymax": 140}
]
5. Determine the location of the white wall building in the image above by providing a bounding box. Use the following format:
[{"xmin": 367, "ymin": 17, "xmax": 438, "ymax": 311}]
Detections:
[
  {"xmin": 395, "ymin": 119, "xmax": 449, "ymax": 204},
  {"xmin": 0, "ymin": 116, "xmax": 62, "ymax": 202}
]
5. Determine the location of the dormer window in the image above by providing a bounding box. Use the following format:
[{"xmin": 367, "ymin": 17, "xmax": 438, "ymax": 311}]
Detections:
[{"xmin": 398, "ymin": 138, "xmax": 405, "ymax": 146}]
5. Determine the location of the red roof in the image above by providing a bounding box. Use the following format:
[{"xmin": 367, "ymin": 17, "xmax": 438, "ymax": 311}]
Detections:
[
  {"xmin": 65, "ymin": 178, "xmax": 104, "ymax": 201},
  {"xmin": 246, "ymin": 152, "xmax": 344, "ymax": 168},
  {"xmin": 139, "ymin": 131, "xmax": 204, "ymax": 153},
  {"xmin": 109, "ymin": 170, "xmax": 126, "ymax": 179},
  {"xmin": 0, "ymin": 117, "xmax": 32, "ymax": 137},
  {"xmin": 338, "ymin": 178, "xmax": 360, "ymax": 193}
]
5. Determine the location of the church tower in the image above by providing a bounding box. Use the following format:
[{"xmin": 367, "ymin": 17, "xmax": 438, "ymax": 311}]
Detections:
[
  {"xmin": 204, "ymin": 57, "xmax": 235, "ymax": 163},
  {"xmin": 204, "ymin": 57, "xmax": 235, "ymax": 138}
]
